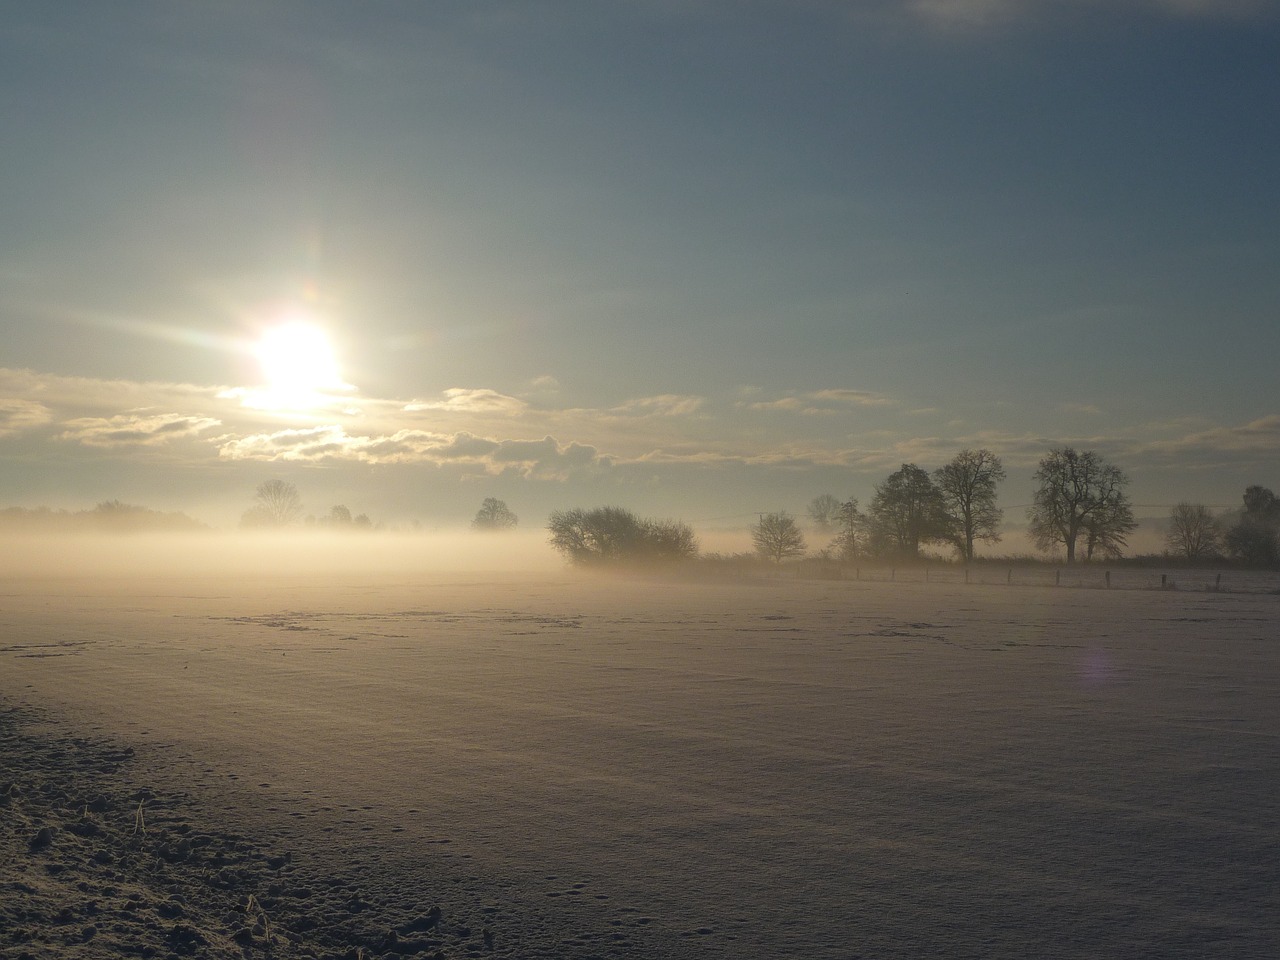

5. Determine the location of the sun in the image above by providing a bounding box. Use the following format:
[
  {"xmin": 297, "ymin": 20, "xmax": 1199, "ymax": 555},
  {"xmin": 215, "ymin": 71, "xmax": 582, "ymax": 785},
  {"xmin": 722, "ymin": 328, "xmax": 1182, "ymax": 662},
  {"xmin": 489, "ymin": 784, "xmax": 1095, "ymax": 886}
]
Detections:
[{"xmin": 252, "ymin": 318, "xmax": 348, "ymax": 408}]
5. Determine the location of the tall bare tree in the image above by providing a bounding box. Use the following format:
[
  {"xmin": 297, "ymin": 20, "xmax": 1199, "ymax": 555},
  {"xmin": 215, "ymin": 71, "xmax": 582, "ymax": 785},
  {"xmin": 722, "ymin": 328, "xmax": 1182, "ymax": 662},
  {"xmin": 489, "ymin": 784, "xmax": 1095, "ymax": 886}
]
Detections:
[
  {"xmin": 752, "ymin": 511, "xmax": 807, "ymax": 564},
  {"xmin": 1027, "ymin": 448, "xmax": 1135, "ymax": 563},
  {"xmin": 242, "ymin": 479, "xmax": 303, "ymax": 528},
  {"xmin": 828, "ymin": 497, "xmax": 864, "ymax": 563},
  {"xmin": 1165, "ymin": 502, "xmax": 1221, "ymax": 561},
  {"xmin": 934, "ymin": 449, "xmax": 1005, "ymax": 562}
]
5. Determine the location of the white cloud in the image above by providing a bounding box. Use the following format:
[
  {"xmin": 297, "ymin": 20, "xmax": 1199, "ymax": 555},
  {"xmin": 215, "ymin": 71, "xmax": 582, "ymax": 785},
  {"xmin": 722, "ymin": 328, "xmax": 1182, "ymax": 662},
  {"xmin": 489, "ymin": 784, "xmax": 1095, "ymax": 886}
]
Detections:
[
  {"xmin": 57, "ymin": 412, "xmax": 222, "ymax": 448},
  {"xmin": 745, "ymin": 389, "xmax": 893, "ymax": 415},
  {"xmin": 0, "ymin": 399, "xmax": 52, "ymax": 436},
  {"xmin": 219, "ymin": 425, "xmax": 611, "ymax": 477},
  {"xmin": 404, "ymin": 388, "xmax": 527, "ymax": 415},
  {"xmin": 528, "ymin": 375, "xmax": 561, "ymax": 392},
  {"xmin": 747, "ymin": 397, "xmax": 806, "ymax": 413},
  {"xmin": 809, "ymin": 389, "xmax": 894, "ymax": 408},
  {"xmin": 611, "ymin": 394, "xmax": 705, "ymax": 417},
  {"xmin": 0, "ymin": 367, "xmax": 225, "ymax": 415}
]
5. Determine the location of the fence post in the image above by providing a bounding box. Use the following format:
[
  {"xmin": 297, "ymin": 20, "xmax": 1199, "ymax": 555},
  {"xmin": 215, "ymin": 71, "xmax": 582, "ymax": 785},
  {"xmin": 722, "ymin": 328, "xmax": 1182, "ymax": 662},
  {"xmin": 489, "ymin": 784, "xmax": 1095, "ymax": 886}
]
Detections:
[
  {"xmin": 1055, "ymin": 569, "xmax": 1060, "ymax": 587},
  {"xmin": 965, "ymin": 567, "xmax": 970, "ymax": 585},
  {"xmin": 1161, "ymin": 574, "xmax": 1167, "ymax": 590},
  {"xmin": 1007, "ymin": 569, "xmax": 1012, "ymax": 585},
  {"xmin": 925, "ymin": 567, "xmax": 929, "ymax": 583},
  {"xmin": 1105, "ymin": 570, "xmax": 1111, "ymax": 589}
]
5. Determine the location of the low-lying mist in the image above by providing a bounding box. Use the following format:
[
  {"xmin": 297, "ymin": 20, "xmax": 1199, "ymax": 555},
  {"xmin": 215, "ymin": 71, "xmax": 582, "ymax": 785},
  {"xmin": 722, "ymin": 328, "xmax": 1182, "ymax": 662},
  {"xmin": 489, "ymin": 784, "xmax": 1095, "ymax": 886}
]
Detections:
[{"xmin": 2, "ymin": 529, "xmax": 567, "ymax": 581}]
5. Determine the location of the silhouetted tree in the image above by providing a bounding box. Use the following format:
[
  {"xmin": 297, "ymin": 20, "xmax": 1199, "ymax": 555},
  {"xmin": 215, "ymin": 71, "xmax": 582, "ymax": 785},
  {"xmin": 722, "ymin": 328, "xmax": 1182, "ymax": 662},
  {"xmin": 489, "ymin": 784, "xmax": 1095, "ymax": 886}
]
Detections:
[
  {"xmin": 1027, "ymin": 449, "xmax": 1135, "ymax": 563},
  {"xmin": 807, "ymin": 494, "xmax": 843, "ymax": 533},
  {"xmin": 1165, "ymin": 502, "xmax": 1221, "ymax": 561},
  {"xmin": 241, "ymin": 479, "xmax": 302, "ymax": 528},
  {"xmin": 1224, "ymin": 485, "xmax": 1280, "ymax": 566},
  {"xmin": 547, "ymin": 506, "xmax": 697, "ymax": 566},
  {"xmin": 934, "ymin": 449, "xmax": 1005, "ymax": 562},
  {"xmin": 640, "ymin": 518, "xmax": 699, "ymax": 561},
  {"xmin": 472, "ymin": 497, "xmax": 518, "ymax": 530},
  {"xmin": 866, "ymin": 464, "xmax": 950, "ymax": 560},
  {"xmin": 827, "ymin": 498, "xmax": 864, "ymax": 563},
  {"xmin": 85, "ymin": 501, "xmax": 206, "ymax": 532},
  {"xmin": 327, "ymin": 504, "xmax": 353, "ymax": 527},
  {"xmin": 1082, "ymin": 490, "xmax": 1137, "ymax": 561},
  {"xmin": 752, "ymin": 511, "xmax": 807, "ymax": 564}
]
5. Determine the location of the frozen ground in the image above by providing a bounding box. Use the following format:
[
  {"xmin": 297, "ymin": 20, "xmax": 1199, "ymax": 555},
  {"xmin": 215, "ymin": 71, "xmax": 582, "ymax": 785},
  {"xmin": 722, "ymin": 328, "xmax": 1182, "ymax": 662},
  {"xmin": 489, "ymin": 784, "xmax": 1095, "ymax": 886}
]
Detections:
[{"xmin": 2, "ymin": 562, "xmax": 1278, "ymax": 958}]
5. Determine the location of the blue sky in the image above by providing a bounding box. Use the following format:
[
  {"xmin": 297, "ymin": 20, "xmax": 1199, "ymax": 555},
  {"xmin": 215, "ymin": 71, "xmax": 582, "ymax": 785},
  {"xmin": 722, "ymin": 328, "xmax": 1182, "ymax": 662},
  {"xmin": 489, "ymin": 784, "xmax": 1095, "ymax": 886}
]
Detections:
[{"xmin": 2, "ymin": 1, "xmax": 1278, "ymax": 538}]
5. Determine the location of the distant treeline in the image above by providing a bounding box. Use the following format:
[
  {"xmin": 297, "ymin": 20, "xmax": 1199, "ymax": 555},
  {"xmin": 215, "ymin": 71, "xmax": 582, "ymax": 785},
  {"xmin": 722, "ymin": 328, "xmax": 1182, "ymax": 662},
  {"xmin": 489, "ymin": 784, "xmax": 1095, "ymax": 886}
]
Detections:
[
  {"xmin": 0, "ymin": 501, "xmax": 207, "ymax": 533},
  {"xmin": 543, "ymin": 448, "xmax": 1280, "ymax": 570}
]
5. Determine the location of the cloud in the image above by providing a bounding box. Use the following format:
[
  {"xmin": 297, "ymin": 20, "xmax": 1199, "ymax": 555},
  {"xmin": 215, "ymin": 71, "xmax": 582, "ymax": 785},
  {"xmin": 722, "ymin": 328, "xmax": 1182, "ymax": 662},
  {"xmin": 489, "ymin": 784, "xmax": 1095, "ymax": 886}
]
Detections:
[
  {"xmin": 610, "ymin": 394, "xmax": 705, "ymax": 417},
  {"xmin": 57, "ymin": 413, "xmax": 222, "ymax": 448},
  {"xmin": 0, "ymin": 367, "xmax": 226, "ymax": 416},
  {"xmin": 747, "ymin": 397, "xmax": 806, "ymax": 413},
  {"xmin": 745, "ymin": 389, "xmax": 892, "ymax": 415},
  {"xmin": 0, "ymin": 399, "xmax": 53, "ymax": 437},
  {"xmin": 809, "ymin": 389, "xmax": 895, "ymax": 407},
  {"xmin": 1060, "ymin": 402, "xmax": 1104, "ymax": 415},
  {"xmin": 1139, "ymin": 415, "xmax": 1280, "ymax": 461},
  {"xmin": 901, "ymin": 0, "xmax": 1275, "ymax": 29},
  {"xmin": 404, "ymin": 388, "xmax": 527, "ymax": 415},
  {"xmin": 219, "ymin": 425, "xmax": 611, "ymax": 477}
]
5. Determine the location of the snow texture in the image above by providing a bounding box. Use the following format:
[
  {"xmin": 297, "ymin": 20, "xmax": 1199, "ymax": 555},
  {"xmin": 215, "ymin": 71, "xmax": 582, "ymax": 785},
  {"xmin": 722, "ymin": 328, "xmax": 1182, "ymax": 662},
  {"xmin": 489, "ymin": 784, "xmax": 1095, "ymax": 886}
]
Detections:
[{"xmin": 3, "ymin": 571, "xmax": 1278, "ymax": 958}]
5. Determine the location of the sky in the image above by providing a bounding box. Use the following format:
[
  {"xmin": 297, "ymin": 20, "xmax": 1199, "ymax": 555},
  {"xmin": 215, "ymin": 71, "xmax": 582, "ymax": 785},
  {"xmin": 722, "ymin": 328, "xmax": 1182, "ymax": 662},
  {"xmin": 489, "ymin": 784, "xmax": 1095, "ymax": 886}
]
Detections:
[{"xmin": 2, "ymin": 0, "xmax": 1278, "ymax": 541}]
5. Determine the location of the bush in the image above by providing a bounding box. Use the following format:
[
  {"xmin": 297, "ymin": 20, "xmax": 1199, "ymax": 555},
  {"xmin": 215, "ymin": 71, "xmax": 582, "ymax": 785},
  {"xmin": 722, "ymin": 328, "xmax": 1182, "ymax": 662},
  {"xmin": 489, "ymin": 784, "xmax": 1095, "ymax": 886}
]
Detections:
[{"xmin": 547, "ymin": 506, "xmax": 698, "ymax": 566}]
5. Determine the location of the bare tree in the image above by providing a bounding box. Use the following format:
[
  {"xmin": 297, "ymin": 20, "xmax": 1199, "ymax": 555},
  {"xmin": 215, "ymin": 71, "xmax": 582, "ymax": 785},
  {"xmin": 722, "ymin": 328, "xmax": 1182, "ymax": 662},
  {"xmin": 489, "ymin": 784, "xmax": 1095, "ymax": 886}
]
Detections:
[
  {"xmin": 241, "ymin": 479, "xmax": 302, "ymax": 528},
  {"xmin": 807, "ymin": 494, "xmax": 843, "ymax": 533},
  {"xmin": 1027, "ymin": 449, "xmax": 1135, "ymax": 563},
  {"xmin": 828, "ymin": 497, "xmax": 864, "ymax": 563},
  {"xmin": 472, "ymin": 497, "xmax": 518, "ymax": 530},
  {"xmin": 934, "ymin": 449, "xmax": 1005, "ymax": 562},
  {"xmin": 866, "ymin": 464, "xmax": 951, "ymax": 560},
  {"xmin": 1165, "ymin": 503, "xmax": 1221, "ymax": 561},
  {"xmin": 752, "ymin": 511, "xmax": 807, "ymax": 564},
  {"xmin": 1083, "ymin": 487, "xmax": 1137, "ymax": 561}
]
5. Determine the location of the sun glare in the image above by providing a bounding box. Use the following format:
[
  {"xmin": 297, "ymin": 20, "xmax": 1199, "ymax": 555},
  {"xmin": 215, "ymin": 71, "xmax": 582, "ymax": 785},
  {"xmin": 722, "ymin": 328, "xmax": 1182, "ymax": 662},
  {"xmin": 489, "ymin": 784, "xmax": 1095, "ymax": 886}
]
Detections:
[{"xmin": 252, "ymin": 319, "xmax": 348, "ymax": 409}]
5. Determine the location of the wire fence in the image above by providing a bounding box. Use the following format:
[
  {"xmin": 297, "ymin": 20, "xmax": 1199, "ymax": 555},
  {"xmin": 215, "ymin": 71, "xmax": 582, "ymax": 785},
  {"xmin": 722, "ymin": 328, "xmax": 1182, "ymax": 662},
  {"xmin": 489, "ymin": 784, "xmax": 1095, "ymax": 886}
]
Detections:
[{"xmin": 791, "ymin": 563, "xmax": 1280, "ymax": 595}]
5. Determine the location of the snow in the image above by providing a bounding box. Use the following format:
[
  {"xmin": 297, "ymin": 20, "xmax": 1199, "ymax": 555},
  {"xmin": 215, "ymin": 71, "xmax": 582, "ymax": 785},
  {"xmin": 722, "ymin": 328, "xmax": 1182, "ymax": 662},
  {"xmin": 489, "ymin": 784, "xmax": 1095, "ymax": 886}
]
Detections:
[{"xmin": 3, "ymin": 559, "xmax": 1278, "ymax": 958}]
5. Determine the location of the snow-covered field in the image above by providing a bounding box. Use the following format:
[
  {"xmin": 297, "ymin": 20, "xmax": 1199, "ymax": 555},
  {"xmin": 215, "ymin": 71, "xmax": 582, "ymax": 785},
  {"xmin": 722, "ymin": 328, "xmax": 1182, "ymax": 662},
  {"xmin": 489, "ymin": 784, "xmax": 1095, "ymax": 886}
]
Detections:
[{"xmin": 3, "ymin": 556, "xmax": 1278, "ymax": 958}]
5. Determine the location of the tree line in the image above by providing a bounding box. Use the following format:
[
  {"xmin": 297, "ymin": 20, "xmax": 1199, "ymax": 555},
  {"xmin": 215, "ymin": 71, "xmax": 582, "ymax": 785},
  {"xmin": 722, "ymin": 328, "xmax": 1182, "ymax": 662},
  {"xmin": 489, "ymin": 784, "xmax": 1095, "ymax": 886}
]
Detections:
[
  {"xmin": 73, "ymin": 465, "xmax": 1268, "ymax": 567},
  {"xmin": 0, "ymin": 501, "xmax": 206, "ymax": 533},
  {"xmin": 240, "ymin": 479, "xmax": 375, "ymax": 530},
  {"xmin": 754, "ymin": 448, "xmax": 1013, "ymax": 565},
  {"xmin": 543, "ymin": 448, "xmax": 1279, "ymax": 569}
]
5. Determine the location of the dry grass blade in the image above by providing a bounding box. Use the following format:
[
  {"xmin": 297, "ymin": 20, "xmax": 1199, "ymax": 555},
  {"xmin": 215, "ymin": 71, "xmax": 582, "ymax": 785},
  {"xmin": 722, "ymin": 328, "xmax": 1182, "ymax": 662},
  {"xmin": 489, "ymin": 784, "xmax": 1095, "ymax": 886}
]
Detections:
[{"xmin": 130, "ymin": 799, "xmax": 146, "ymax": 837}]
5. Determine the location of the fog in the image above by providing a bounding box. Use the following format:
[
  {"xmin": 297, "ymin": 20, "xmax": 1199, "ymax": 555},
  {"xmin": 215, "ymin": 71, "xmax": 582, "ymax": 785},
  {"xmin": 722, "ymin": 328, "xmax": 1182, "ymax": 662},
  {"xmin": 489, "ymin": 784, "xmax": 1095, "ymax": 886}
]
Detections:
[{"xmin": 1, "ymin": 529, "xmax": 566, "ymax": 581}]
